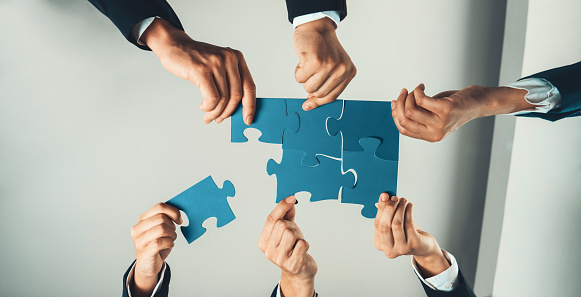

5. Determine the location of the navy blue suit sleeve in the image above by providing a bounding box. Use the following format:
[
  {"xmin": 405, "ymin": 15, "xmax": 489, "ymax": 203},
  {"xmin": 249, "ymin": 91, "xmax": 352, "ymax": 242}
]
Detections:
[
  {"xmin": 517, "ymin": 61, "xmax": 581, "ymax": 121},
  {"xmin": 87, "ymin": 0, "xmax": 184, "ymax": 50},
  {"xmin": 285, "ymin": 0, "xmax": 347, "ymax": 23},
  {"xmin": 122, "ymin": 260, "xmax": 172, "ymax": 297},
  {"xmin": 419, "ymin": 270, "xmax": 477, "ymax": 297}
]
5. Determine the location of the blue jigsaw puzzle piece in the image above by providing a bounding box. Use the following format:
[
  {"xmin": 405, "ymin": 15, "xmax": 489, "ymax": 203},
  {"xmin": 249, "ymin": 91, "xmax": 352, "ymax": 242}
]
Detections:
[
  {"xmin": 342, "ymin": 137, "xmax": 398, "ymax": 218},
  {"xmin": 267, "ymin": 149, "xmax": 355, "ymax": 203},
  {"xmin": 231, "ymin": 98, "xmax": 299, "ymax": 144},
  {"xmin": 166, "ymin": 176, "xmax": 236, "ymax": 243},
  {"xmin": 327, "ymin": 100, "xmax": 399, "ymax": 161},
  {"xmin": 283, "ymin": 99, "xmax": 343, "ymax": 166}
]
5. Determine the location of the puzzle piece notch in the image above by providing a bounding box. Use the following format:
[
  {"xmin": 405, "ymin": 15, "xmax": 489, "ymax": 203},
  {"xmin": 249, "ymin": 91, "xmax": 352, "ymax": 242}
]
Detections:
[
  {"xmin": 282, "ymin": 99, "xmax": 343, "ymax": 166},
  {"xmin": 341, "ymin": 137, "xmax": 398, "ymax": 218},
  {"xmin": 166, "ymin": 176, "xmax": 236, "ymax": 243},
  {"xmin": 267, "ymin": 149, "xmax": 355, "ymax": 203},
  {"xmin": 326, "ymin": 100, "xmax": 399, "ymax": 161},
  {"xmin": 231, "ymin": 98, "xmax": 300, "ymax": 144}
]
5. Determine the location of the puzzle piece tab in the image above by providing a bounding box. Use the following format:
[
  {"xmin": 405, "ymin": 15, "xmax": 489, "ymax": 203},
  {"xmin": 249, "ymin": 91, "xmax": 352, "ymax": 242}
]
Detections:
[
  {"xmin": 267, "ymin": 149, "xmax": 355, "ymax": 203},
  {"xmin": 327, "ymin": 100, "xmax": 399, "ymax": 161},
  {"xmin": 166, "ymin": 176, "xmax": 236, "ymax": 243},
  {"xmin": 231, "ymin": 98, "xmax": 299, "ymax": 144},
  {"xmin": 342, "ymin": 137, "xmax": 398, "ymax": 218},
  {"xmin": 283, "ymin": 99, "xmax": 343, "ymax": 166}
]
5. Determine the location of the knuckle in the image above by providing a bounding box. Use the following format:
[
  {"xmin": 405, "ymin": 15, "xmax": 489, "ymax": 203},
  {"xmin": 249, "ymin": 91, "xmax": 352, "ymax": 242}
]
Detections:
[
  {"xmin": 399, "ymin": 117, "xmax": 409, "ymax": 127},
  {"xmin": 392, "ymin": 220, "xmax": 403, "ymax": 229},
  {"xmin": 385, "ymin": 251, "xmax": 396, "ymax": 259},
  {"xmin": 405, "ymin": 109, "xmax": 414, "ymax": 119},
  {"xmin": 283, "ymin": 229, "xmax": 295, "ymax": 238},
  {"xmin": 244, "ymin": 81, "xmax": 256, "ymax": 92},
  {"xmin": 377, "ymin": 221, "xmax": 389, "ymax": 233}
]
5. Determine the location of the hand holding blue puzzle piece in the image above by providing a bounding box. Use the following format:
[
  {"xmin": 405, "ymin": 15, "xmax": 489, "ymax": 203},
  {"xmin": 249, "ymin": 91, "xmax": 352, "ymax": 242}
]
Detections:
[{"xmin": 166, "ymin": 176, "xmax": 236, "ymax": 243}]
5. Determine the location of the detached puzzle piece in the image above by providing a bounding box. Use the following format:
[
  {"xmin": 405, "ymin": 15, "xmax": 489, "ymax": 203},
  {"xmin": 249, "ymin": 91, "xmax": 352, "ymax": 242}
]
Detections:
[
  {"xmin": 267, "ymin": 149, "xmax": 355, "ymax": 203},
  {"xmin": 231, "ymin": 98, "xmax": 299, "ymax": 144},
  {"xmin": 327, "ymin": 100, "xmax": 399, "ymax": 161},
  {"xmin": 283, "ymin": 99, "xmax": 343, "ymax": 166},
  {"xmin": 342, "ymin": 137, "xmax": 398, "ymax": 218},
  {"xmin": 166, "ymin": 176, "xmax": 236, "ymax": 243}
]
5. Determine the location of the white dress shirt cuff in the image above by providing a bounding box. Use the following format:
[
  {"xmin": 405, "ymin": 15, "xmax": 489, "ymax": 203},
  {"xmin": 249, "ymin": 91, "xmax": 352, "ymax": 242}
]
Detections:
[
  {"xmin": 130, "ymin": 17, "xmax": 158, "ymax": 46},
  {"xmin": 411, "ymin": 250, "xmax": 459, "ymax": 292},
  {"xmin": 505, "ymin": 77, "xmax": 562, "ymax": 115},
  {"xmin": 293, "ymin": 11, "xmax": 341, "ymax": 29},
  {"xmin": 125, "ymin": 262, "xmax": 168, "ymax": 297}
]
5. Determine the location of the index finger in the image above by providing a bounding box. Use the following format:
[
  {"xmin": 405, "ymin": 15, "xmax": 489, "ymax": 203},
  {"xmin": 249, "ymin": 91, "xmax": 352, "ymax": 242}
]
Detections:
[
  {"xmin": 258, "ymin": 196, "xmax": 297, "ymax": 246},
  {"xmin": 198, "ymin": 73, "xmax": 222, "ymax": 112},
  {"xmin": 238, "ymin": 53, "xmax": 257, "ymax": 125},
  {"xmin": 138, "ymin": 202, "xmax": 183, "ymax": 225}
]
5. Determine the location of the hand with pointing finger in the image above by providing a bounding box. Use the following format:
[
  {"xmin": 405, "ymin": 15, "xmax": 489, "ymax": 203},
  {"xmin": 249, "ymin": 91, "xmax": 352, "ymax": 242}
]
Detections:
[
  {"xmin": 258, "ymin": 196, "xmax": 317, "ymax": 297},
  {"xmin": 141, "ymin": 18, "xmax": 257, "ymax": 125}
]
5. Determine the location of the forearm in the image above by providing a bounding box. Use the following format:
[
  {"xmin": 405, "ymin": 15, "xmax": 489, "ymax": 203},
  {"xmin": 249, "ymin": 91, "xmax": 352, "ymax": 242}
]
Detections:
[
  {"xmin": 478, "ymin": 86, "xmax": 532, "ymax": 117},
  {"xmin": 280, "ymin": 273, "xmax": 315, "ymax": 297}
]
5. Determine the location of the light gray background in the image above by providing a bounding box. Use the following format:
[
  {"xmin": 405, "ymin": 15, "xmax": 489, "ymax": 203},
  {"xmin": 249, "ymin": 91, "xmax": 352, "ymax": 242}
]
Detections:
[{"xmin": 0, "ymin": 0, "xmax": 578, "ymax": 296}]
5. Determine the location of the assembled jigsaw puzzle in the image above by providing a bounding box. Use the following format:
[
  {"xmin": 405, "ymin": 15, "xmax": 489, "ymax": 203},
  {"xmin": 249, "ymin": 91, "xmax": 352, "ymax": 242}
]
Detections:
[
  {"xmin": 166, "ymin": 176, "xmax": 236, "ymax": 243},
  {"xmin": 231, "ymin": 97, "xmax": 399, "ymax": 219}
]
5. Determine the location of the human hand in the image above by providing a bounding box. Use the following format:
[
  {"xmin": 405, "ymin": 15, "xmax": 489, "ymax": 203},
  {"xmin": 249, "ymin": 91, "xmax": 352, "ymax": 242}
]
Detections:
[
  {"xmin": 374, "ymin": 193, "xmax": 449, "ymax": 277},
  {"xmin": 130, "ymin": 203, "xmax": 182, "ymax": 297},
  {"xmin": 258, "ymin": 196, "xmax": 317, "ymax": 297},
  {"xmin": 142, "ymin": 18, "xmax": 256, "ymax": 125},
  {"xmin": 293, "ymin": 17, "xmax": 356, "ymax": 111},
  {"xmin": 391, "ymin": 84, "xmax": 530, "ymax": 142}
]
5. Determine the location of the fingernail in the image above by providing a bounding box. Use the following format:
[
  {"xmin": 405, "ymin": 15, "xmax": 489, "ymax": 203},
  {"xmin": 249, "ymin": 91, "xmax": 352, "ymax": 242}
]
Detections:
[
  {"xmin": 215, "ymin": 118, "xmax": 223, "ymax": 124},
  {"xmin": 400, "ymin": 88, "xmax": 406, "ymax": 96},
  {"xmin": 391, "ymin": 101, "xmax": 395, "ymax": 110},
  {"xmin": 303, "ymin": 102, "xmax": 313, "ymax": 111},
  {"xmin": 199, "ymin": 103, "xmax": 205, "ymax": 110},
  {"xmin": 380, "ymin": 194, "xmax": 387, "ymax": 202},
  {"xmin": 245, "ymin": 114, "xmax": 254, "ymax": 125},
  {"xmin": 179, "ymin": 217, "xmax": 183, "ymax": 225},
  {"xmin": 390, "ymin": 196, "xmax": 398, "ymax": 202},
  {"xmin": 285, "ymin": 196, "xmax": 296, "ymax": 203}
]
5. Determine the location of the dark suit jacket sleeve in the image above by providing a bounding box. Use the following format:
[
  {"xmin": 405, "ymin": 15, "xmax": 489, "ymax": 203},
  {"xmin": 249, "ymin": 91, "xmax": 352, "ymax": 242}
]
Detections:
[
  {"xmin": 285, "ymin": 0, "xmax": 347, "ymax": 23},
  {"xmin": 419, "ymin": 269, "xmax": 476, "ymax": 297},
  {"xmin": 122, "ymin": 260, "xmax": 172, "ymax": 297},
  {"xmin": 87, "ymin": 0, "xmax": 184, "ymax": 50},
  {"xmin": 270, "ymin": 284, "xmax": 318, "ymax": 297},
  {"xmin": 516, "ymin": 61, "xmax": 581, "ymax": 121}
]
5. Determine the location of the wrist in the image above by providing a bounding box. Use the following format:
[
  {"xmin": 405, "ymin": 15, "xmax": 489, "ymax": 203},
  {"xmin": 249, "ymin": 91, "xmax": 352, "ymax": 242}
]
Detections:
[
  {"xmin": 413, "ymin": 249, "xmax": 451, "ymax": 278},
  {"xmin": 132, "ymin": 269, "xmax": 159, "ymax": 297},
  {"xmin": 479, "ymin": 86, "xmax": 531, "ymax": 117},
  {"xmin": 280, "ymin": 272, "xmax": 315, "ymax": 297},
  {"xmin": 141, "ymin": 18, "xmax": 186, "ymax": 56},
  {"xmin": 295, "ymin": 16, "xmax": 336, "ymax": 34}
]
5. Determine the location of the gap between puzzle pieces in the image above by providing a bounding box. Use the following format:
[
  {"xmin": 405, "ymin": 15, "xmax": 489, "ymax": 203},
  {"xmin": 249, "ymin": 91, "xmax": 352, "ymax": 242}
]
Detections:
[
  {"xmin": 327, "ymin": 100, "xmax": 399, "ymax": 162},
  {"xmin": 267, "ymin": 149, "xmax": 355, "ymax": 203},
  {"xmin": 231, "ymin": 98, "xmax": 299, "ymax": 144},
  {"xmin": 166, "ymin": 176, "xmax": 236, "ymax": 244}
]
